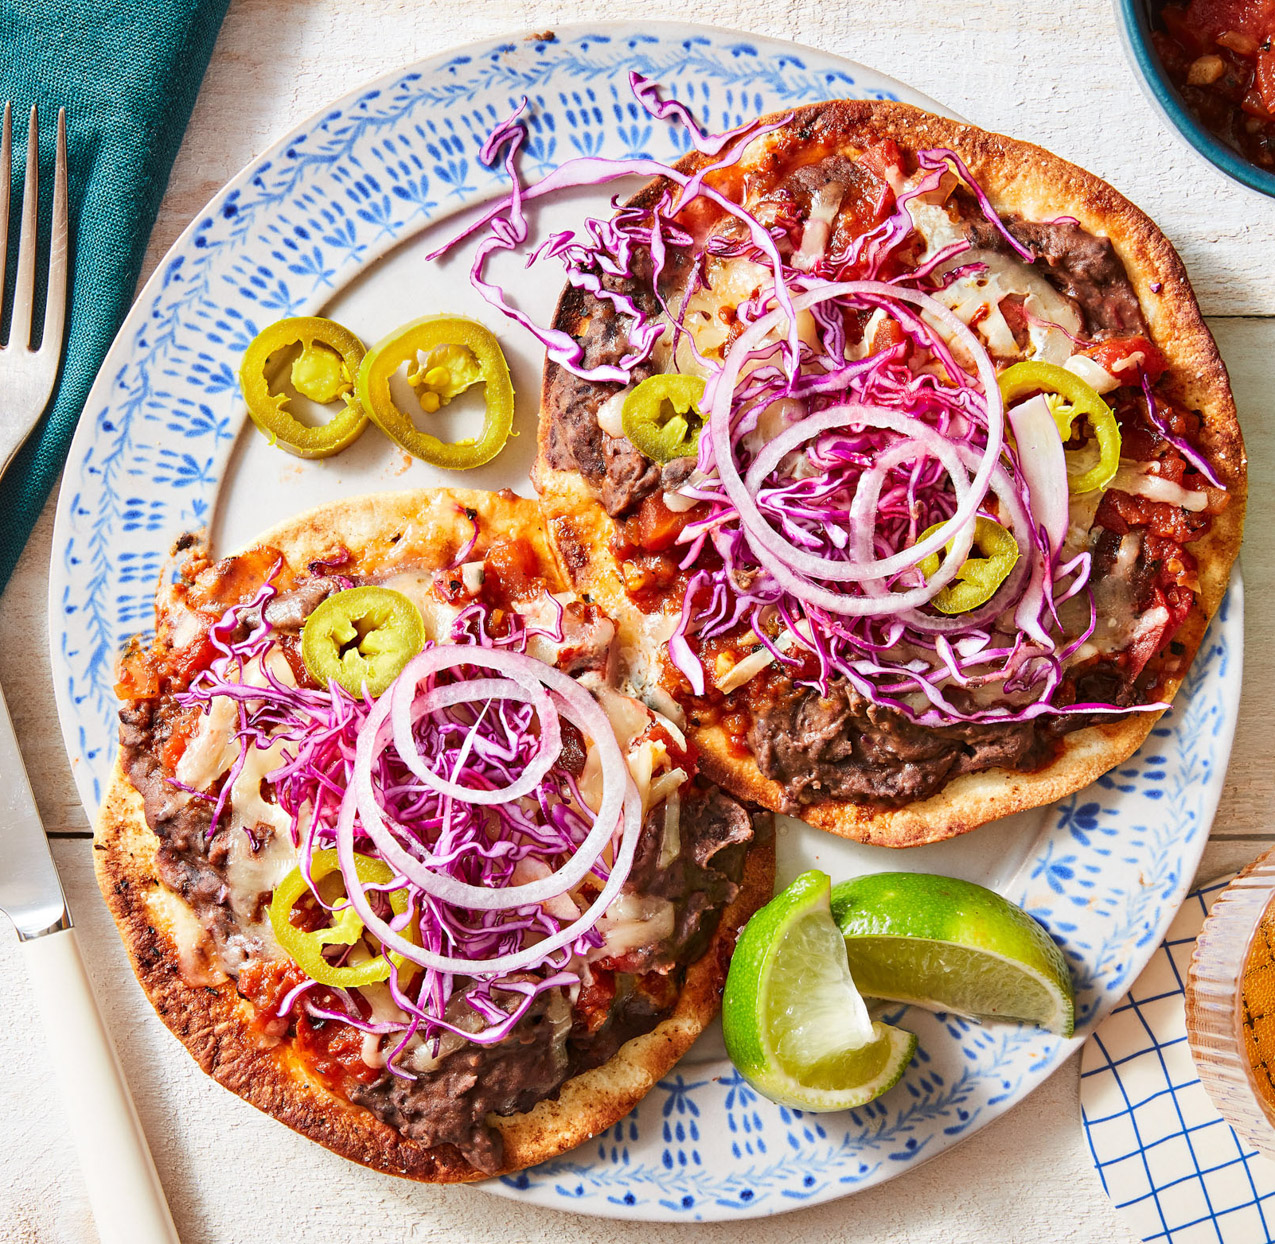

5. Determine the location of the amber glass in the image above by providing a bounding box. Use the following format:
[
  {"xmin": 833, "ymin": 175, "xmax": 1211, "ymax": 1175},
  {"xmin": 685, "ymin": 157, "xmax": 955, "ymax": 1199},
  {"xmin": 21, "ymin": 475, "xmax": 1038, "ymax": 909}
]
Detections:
[{"xmin": 1186, "ymin": 849, "xmax": 1275, "ymax": 1158}]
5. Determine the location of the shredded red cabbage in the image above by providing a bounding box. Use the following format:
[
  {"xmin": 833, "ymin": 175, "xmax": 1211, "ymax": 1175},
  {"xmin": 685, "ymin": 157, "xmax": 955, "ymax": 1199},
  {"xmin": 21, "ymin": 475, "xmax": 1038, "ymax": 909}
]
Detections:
[
  {"xmin": 916, "ymin": 148, "xmax": 1036, "ymax": 264},
  {"xmin": 175, "ymin": 578, "xmax": 645, "ymax": 1068},
  {"xmin": 424, "ymin": 78, "xmax": 1211, "ymax": 729},
  {"xmin": 1141, "ymin": 371, "xmax": 1225, "ymax": 490},
  {"xmin": 627, "ymin": 72, "xmax": 762, "ymax": 156}
]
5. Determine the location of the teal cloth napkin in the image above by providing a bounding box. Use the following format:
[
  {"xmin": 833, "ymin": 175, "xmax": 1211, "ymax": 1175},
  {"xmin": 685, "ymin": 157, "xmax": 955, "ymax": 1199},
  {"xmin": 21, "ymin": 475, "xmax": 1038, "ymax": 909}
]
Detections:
[{"xmin": 0, "ymin": 0, "xmax": 231, "ymax": 590}]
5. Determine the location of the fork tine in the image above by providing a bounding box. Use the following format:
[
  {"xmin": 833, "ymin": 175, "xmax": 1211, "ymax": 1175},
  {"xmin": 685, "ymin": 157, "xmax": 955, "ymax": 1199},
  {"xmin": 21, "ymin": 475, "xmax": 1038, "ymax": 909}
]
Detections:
[
  {"xmin": 39, "ymin": 108, "xmax": 67, "ymax": 356},
  {"xmin": 0, "ymin": 103, "xmax": 10, "ymax": 312},
  {"xmin": 9, "ymin": 104, "xmax": 38, "ymax": 350}
]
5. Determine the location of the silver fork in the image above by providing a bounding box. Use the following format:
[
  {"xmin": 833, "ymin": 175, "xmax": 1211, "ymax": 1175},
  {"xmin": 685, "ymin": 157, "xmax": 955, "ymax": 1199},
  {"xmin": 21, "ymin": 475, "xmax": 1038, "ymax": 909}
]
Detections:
[
  {"xmin": 0, "ymin": 101, "xmax": 68, "ymax": 474},
  {"xmin": 0, "ymin": 105, "xmax": 179, "ymax": 1243}
]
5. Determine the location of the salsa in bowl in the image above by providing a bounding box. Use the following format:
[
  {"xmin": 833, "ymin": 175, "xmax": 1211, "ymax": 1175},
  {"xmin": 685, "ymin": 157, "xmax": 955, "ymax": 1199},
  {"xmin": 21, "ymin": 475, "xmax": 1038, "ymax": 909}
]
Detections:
[{"xmin": 1116, "ymin": 0, "xmax": 1275, "ymax": 196}]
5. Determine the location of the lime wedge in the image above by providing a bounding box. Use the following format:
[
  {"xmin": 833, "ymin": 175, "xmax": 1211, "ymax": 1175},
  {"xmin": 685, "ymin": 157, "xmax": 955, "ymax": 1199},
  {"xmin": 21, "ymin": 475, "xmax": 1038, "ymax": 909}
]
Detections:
[
  {"xmin": 831, "ymin": 872, "xmax": 1075, "ymax": 1037},
  {"xmin": 723, "ymin": 870, "xmax": 917, "ymax": 1111}
]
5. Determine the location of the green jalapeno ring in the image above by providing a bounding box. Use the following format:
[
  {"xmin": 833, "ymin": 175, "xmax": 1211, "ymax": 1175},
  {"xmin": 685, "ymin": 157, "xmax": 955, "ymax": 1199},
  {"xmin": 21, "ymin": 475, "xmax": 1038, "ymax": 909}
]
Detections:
[
  {"xmin": 239, "ymin": 316, "xmax": 369, "ymax": 459},
  {"xmin": 998, "ymin": 360, "xmax": 1121, "ymax": 495},
  {"xmin": 301, "ymin": 586, "xmax": 426, "ymax": 700},
  {"xmin": 269, "ymin": 849, "xmax": 414, "ymax": 988},
  {"xmin": 356, "ymin": 315, "xmax": 515, "ymax": 470},
  {"xmin": 917, "ymin": 515, "xmax": 1021, "ymax": 615},
  {"xmin": 620, "ymin": 373, "xmax": 707, "ymax": 464}
]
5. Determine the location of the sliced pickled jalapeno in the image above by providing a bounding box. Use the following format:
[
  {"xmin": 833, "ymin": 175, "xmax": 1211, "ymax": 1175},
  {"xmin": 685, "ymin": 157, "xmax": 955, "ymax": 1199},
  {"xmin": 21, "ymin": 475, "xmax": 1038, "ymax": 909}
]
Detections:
[
  {"xmin": 300, "ymin": 586, "xmax": 425, "ymax": 699},
  {"xmin": 356, "ymin": 315, "xmax": 514, "ymax": 469},
  {"xmin": 998, "ymin": 360, "xmax": 1121, "ymax": 494},
  {"xmin": 621, "ymin": 373, "xmax": 706, "ymax": 463},
  {"xmin": 917, "ymin": 516, "xmax": 1020, "ymax": 615},
  {"xmin": 408, "ymin": 342, "xmax": 485, "ymax": 412},
  {"xmin": 269, "ymin": 849, "xmax": 413, "ymax": 988},
  {"xmin": 290, "ymin": 341, "xmax": 350, "ymax": 405},
  {"xmin": 239, "ymin": 316, "xmax": 369, "ymax": 458}
]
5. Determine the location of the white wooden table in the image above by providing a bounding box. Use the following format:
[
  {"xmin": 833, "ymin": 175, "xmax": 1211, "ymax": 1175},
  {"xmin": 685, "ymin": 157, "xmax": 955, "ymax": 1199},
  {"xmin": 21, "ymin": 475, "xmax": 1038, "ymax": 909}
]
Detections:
[{"xmin": 3, "ymin": 2, "xmax": 1273, "ymax": 1240}]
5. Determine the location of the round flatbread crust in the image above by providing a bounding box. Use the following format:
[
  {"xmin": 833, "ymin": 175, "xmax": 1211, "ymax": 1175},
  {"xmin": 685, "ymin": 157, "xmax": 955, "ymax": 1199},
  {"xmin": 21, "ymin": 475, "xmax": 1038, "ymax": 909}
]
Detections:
[
  {"xmin": 95, "ymin": 488, "xmax": 776, "ymax": 1180},
  {"xmin": 534, "ymin": 100, "xmax": 1246, "ymax": 848}
]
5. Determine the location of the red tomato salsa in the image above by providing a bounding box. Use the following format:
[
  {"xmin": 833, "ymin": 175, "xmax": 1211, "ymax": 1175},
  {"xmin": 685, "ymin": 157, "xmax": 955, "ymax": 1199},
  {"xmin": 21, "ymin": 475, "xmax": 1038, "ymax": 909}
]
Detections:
[{"xmin": 1153, "ymin": 0, "xmax": 1275, "ymax": 170}]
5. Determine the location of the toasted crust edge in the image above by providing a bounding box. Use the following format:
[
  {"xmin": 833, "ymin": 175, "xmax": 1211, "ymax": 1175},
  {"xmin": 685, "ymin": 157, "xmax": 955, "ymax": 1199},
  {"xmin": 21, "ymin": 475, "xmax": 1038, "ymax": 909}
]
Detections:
[
  {"xmin": 533, "ymin": 100, "xmax": 1246, "ymax": 847},
  {"xmin": 95, "ymin": 487, "xmax": 777, "ymax": 1180}
]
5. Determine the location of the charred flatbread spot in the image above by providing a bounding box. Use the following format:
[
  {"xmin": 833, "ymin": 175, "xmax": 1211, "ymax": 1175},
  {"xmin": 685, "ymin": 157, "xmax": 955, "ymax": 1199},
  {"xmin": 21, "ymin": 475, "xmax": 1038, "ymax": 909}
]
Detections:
[{"xmin": 550, "ymin": 514, "xmax": 591, "ymax": 577}]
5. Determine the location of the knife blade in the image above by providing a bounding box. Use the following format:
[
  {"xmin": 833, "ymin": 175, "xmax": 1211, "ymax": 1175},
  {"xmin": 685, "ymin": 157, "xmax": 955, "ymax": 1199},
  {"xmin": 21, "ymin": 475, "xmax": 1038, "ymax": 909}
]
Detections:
[
  {"xmin": 0, "ymin": 679, "xmax": 180, "ymax": 1244},
  {"xmin": 0, "ymin": 680, "xmax": 71, "ymax": 938}
]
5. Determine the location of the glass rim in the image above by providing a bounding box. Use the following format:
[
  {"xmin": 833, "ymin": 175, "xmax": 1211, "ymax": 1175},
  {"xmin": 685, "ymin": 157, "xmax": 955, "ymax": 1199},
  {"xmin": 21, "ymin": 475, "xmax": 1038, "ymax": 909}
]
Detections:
[{"xmin": 1187, "ymin": 849, "xmax": 1275, "ymax": 1155}]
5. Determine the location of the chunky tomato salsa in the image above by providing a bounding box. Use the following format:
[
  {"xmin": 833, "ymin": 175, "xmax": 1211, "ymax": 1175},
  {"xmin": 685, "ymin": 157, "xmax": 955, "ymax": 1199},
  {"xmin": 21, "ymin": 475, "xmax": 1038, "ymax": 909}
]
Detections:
[{"xmin": 1153, "ymin": 0, "xmax": 1275, "ymax": 170}]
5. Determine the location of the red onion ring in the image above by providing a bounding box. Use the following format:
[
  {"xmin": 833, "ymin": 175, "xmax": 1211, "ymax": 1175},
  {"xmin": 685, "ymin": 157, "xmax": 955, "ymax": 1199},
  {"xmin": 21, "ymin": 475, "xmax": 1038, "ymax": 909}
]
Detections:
[
  {"xmin": 707, "ymin": 281, "xmax": 1005, "ymax": 590},
  {"xmin": 1007, "ymin": 394, "xmax": 1069, "ymax": 557},
  {"xmin": 390, "ymin": 670, "xmax": 561, "ymax": 807},
  {"xmin": 334, "ymin": 771, "xmax": 644, "ymax": 977},
  {"xmin": 733, "ymin": 410, "xmax": 974, "ymax": 616},
  {"xmin": 355, "ymin": 647, "xmax": 631, "ymax": 911}
]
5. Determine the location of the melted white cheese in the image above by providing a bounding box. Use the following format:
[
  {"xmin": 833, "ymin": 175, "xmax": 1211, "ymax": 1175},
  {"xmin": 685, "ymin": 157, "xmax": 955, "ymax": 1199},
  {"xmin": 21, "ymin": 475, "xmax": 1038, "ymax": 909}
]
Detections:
[
  {"xmin": 593, "ymin": 893, "xmax": 676, "ymax": 958},
  {"xmin": 227, "ymin": 741, "xmax": 293, "ymax": 839},
  {"xmin": 1068, "ymin": 533, "xmax": 1145, "ymax": 662},
  {"xmin": 380, "ymin": 572, "xmax": 464, "ymax": 641},
  {"xmin": 1062, "ymin": 489, "xmax": 1103, "ymax": 561},
  {"xmin": 166, "ymin": 601, "xmax": 204, "ymax": 652},
  {"xmin": 513, "ymin": 590, "xmax": 616, "ymax": 675},
  {"xmin": 663, "ymin": 467, "xmax": 712, "ymax": 513},
  {"xmin": 678, "ymin": 258, "xmax": 773, "ymax": 358},
  {"xmin": 357, "ymin": 980, "xmax": 409, "ymax": 1069},
  {"xmin": 740, "ymin": 398, "xmax": 805, "ymax": 462},
  {"xmin": 169, "ymin": 654, "xmax": 301, "ymax": 956},
  {"xmin": 906, "ymin": 199, "xmax": 968, "ymax": 258},
  {"xmin": 407, "ymin": 1009, "xmax": 484, "ymax": 1074},
  {"xmin": 793, "ymin": 181, "xmax": 845, "ymax": 270},
  {"xmin": 460, "ymin": 561, "xmax": 485, "ymax": 593},
  {"xmin": 596, "ymin": 388, "xmax": 629, "ymax": 437},
  {"xmin": 904, "ymin": 198, "xmax": 1082, "ymax": 363},
  {"xmin": 714, "ymin": 629, "xmax": 800, "ymax": 694},
  {"xmin": 217, "ymin": 741, "xmax": 300, "ymax": 954},
  {"xmin": 643, "ymin": 684, "xmax": 687, "ymax": 729},
  {"xmin": 573, "ymin": 675, "xmax": 683, "ymax": 814},
  {"xmin": 1063, "ymin": 353, "xmax": 1120, "ymax": 394},
  {"xmin": 1110, "ymin": 462, "xmax": 1209, "ymax": 512},
  {"xmin": 145, "ymin": 887, "xmax": 228, "ymax": 988},
  {"xmin": 933, "ymin": 250, "xmax": 1082, "ymax": 363},
  {"xmin": 174, "ymin": 652, "xmax": 294, "ymax": 792},
  {"xmin": 174, "ymin": 692, "xmax": 240, "ymax": 793},
  {"xmin": 617, "ymin": 611, "xmax": 678, "ymax": 704}
]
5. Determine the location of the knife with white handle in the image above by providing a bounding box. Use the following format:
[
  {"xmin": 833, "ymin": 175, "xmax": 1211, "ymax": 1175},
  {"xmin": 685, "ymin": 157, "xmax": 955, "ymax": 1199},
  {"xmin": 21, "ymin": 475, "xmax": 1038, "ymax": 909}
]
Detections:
[{"xmin": 0, "ymin": 681, "xmax": 180, "ymax": 1244}]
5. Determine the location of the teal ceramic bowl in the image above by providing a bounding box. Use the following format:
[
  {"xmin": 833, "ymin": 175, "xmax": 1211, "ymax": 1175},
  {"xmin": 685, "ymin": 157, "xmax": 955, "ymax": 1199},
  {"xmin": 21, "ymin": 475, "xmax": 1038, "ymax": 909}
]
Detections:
[{"xmin": 1114, "ymin": 0, "xmax": 1275, "ymax": 197}]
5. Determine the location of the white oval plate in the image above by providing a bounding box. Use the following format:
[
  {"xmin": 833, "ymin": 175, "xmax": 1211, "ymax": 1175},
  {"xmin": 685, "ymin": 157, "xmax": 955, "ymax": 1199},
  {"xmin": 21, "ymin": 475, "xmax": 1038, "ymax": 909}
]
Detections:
[{"xmin": 49, "ymin": 22, "xmax": 1243, "ymax": 1222}]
